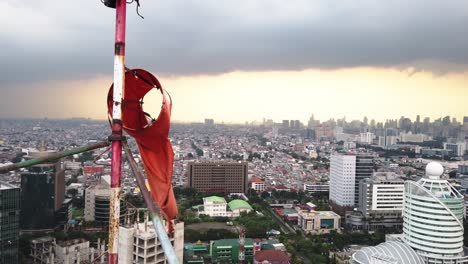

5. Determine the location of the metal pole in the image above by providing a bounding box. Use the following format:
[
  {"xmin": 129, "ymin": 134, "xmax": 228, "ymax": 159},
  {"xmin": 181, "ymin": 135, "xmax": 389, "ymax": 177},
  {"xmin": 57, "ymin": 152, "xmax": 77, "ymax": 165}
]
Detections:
[
  {"xmin": 123, "ymin": 142, "xmax": 180, "ymax": 264},
  {"xmin": 0, "ymin": 141, "xmax": 110, "ymax": 174},
  {"xmin": 108, "ymin": 0, "xmax": 126, "ymax": 263}
]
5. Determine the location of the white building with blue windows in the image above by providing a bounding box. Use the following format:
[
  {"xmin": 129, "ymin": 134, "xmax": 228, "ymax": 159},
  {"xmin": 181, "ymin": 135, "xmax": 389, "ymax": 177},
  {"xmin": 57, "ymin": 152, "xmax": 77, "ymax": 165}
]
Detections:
[
  {"xmin": 352, "ymin": 162, "xmax": 468, "ymax": 264},
  {"xmin": 403, "ymin": 162, "xmax": 466, "ymax": 264}
]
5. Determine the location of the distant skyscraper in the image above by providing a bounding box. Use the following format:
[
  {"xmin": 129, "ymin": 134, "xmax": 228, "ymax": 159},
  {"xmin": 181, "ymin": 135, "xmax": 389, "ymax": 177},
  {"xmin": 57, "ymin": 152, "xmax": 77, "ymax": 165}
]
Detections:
[
  {"xmin": 20, "ymin": 151, "xmax": 65, "ymax": 230},
  {"xmin": 205, "ymin": 119, "xmax": 215, "ymax": 126},
  {"xmin": 0, "ymin": 182, "xmax": 20, "ymax": 264},
  {"xmin": 359, "ymin": 132, "xmax": 374, "ymax": 144},
  {"xmin": 290, "ymin": 120, "xmax": 301, "ymax": 129},
  {"xmin": 463, "ymin": 116, "xmax": 468, "ymax": 131},
  {"xmin": 282, "ymin": 120, "xmax": 289, "ymax": 129},
  {"xmin": 308, "ymin": 114, "xmax": 320, "ymax": 128},
  {"xmin": 293, "ymin": 120, "xmax": 301, "ymax": 129},
  {"xmin": 187, "ymin": 161, "xmax": 248, "ymax": 194},
  {"xmin": 403, "ymin": 162, "xmax": 467, "ymax": 263}
]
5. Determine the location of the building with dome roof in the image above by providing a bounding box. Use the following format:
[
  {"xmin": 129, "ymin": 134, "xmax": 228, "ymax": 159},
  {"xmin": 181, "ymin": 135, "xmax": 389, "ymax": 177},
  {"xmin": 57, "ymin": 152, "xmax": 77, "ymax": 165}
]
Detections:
[
  {"xmin": 403, "ymin": 162, "xmax": 466, "ymax": 263},
  {"xmin": 228, "ymin": 199, "xmax": 253, "ymax": 217},
  {"xmin": 352, "ymin": 162, "xmax": 468, "ymax": 264},
  {"xmin": 351, "ymin": 240, "xmax": 425, "ymax": 264}
]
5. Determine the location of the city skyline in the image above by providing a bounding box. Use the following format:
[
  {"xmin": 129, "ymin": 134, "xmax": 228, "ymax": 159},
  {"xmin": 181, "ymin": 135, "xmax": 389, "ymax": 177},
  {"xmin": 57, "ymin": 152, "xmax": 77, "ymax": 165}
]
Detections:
[{"xmin": 1, "ymin": 1, "xmax": 468, "ymax": 123}]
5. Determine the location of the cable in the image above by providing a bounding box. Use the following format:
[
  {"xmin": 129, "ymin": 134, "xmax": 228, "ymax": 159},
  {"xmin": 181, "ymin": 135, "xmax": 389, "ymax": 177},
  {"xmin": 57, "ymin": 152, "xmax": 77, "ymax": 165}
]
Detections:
[{"xmin": 135, "ymin": 0, "xmax": 144, "ymax": 19}]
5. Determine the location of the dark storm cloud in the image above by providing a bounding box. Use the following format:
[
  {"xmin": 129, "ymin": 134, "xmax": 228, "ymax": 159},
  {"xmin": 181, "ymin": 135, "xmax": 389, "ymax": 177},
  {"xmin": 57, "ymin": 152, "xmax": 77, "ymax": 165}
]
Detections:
[{"xmin": 1, "ymin": 0, "xmax": 468, "ymax": 84}]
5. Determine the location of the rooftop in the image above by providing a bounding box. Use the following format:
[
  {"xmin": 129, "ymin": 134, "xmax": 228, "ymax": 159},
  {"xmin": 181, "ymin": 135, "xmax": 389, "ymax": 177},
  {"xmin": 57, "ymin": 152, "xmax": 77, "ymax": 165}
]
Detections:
[
  {"xmin": 204, "ymin": 196, "xmax": 226, "ymax": 203},
  {"xmin": 352, "ymin": 241, "xmax": 424, "ymax": 264},
  {"xmin": 212, "ymin": 238, "xmax": 254, "ymax": 248},
  {"xmin": 0, "ymin": 181, "xmax": 19, "ymax": 190},
  {"xmin": 254, "ymin": 250, "xmax": 290, "ymax": 262},
  {"xmin": 31, "ymin": 236, "xmax": 55, "ymax": 244},
  {"xmin": 228, "ymin": 200, "xmax": 252, "ymax": 211},
  {"xmin": 57, "ymin": 238, "xmax": 88, "ymax": 247},
  {"xmin": 250, "ymin": 177, "xmax": 264, "ymax": 183}
]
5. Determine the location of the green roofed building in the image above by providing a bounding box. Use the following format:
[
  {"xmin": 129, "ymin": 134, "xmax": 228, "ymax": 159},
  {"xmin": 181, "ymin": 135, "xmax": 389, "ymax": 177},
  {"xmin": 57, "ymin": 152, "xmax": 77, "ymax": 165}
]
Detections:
[
  {"xmin": 210, "ymin": 238, "xmax": 254, "ymax": 264},
  {"xmin": 228, "ymin": 200, "xmax": 253, "ymax": 217},
  {"xmin": 184, "ymin": 241, "xmax": 209, "ymax": 264},
  {"xmin": 206, "ymin": 196, "xmax": 226, "ymax": 203}
]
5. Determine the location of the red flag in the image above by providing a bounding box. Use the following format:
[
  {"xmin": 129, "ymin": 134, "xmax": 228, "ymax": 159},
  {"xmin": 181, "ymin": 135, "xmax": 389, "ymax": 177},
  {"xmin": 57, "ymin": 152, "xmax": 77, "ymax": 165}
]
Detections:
[{"xmin": 107, "ymin": 69, "xmax": 178, "ymax": 230}]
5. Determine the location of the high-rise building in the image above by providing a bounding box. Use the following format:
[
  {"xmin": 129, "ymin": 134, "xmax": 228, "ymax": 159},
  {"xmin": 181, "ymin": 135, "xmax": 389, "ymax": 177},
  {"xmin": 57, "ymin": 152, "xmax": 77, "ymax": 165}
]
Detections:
[
  {"xmin": 20, "ymin": 150, "xmax": 65, "ymax": 230},
  {"xmin": 205, "ymin": 119, "xmax": 215, "ymax": 126},
  {"xmin": 358, "ymin": 172, "xmax": 404, "ymax": 216},
  {"xmin": 463, "ymin": 116, "xmax": 468, "ymax": 131},
  {"xmin": 355, "ymin": 172, "xmax": 404, "ymax": 230},
  {"xmin": 330, "ymin": 153, "xmax": 374, "ymax": 208},
  {"xmin": 0, "ymin": 182, "xmax": 20, "ymax": 264},
  {"xmin": 118, "ymin": 220, "xmax": 184, "ymax": 264},
  {"xmin": 354, "ymin": 155, "xmax": 374, "ymax": 205},
  {"xmin": 187, "ymin": 161, "xmax": 248, "ymax": 194},
  {"xmin": 330, "ymin": 154, "xmax": 356, "ymax": 207},
  {"xmin": 403, "ymin": 162, "xmax": 467, "ymax": 263},
  {"xmin": 351, "ymin": 162, "xmax": 468, "ymax": 264}
]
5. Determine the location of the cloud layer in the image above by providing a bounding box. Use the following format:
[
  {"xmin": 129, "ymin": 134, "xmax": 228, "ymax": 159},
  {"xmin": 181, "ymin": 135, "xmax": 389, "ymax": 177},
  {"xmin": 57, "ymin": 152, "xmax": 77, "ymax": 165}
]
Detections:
[{"xmin": 1, "ymin": 0, "xmax": 468, "ymax": 84}]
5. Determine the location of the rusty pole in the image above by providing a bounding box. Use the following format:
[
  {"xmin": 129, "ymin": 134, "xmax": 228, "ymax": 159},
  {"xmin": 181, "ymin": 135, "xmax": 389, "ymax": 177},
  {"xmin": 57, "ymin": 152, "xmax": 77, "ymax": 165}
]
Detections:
[{"xmin": 108, "ymin": 0, "xmax": 126, "ymax": 263}]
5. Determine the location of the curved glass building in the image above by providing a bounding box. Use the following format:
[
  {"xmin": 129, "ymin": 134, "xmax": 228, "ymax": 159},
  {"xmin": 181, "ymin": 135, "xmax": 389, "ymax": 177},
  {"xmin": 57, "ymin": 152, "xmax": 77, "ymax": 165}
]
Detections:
[
  {"xmin": 352, "ymin": 240, "xmax": 424, "ymax": 264},
  {"xmin": 403, "ymin": 162, "xmax": 466, "ymax": 264}
]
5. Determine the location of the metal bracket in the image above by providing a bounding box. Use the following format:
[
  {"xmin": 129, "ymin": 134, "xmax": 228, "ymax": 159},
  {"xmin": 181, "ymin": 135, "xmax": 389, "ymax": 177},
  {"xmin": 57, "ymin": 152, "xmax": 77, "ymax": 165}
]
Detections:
[
  {"xmin": 103, "ymin": 0, "xmax": 117, "ymax": 8},
  {"xmin": 108, "ymin": 134, "xmax": 126, "ymax": 142}
]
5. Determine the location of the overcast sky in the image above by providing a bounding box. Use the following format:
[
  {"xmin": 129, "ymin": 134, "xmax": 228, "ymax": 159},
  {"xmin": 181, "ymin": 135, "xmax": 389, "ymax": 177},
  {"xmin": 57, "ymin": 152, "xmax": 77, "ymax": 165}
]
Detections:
[{"xmin": 1, "ymin": 0, "xmax": 467, "ymax": 122}]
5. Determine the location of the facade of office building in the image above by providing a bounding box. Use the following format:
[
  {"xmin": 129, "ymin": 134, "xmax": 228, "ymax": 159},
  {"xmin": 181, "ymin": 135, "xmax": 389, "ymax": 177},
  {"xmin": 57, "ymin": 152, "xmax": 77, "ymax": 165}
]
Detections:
[
  {"xmin": 85, "ymin": 176, "xmax": 127, "ymax": 223},
  {"xmin": 0, "ymin": 182, "xmax": 20, "ymax": 264},
  {"xmin": 403, "ymin": 162, "xmax": 467, "ymax": 263},
  {"xmin": 352, "ymin": 163, "xmax": 467, "ymax": 264},
  {"xmin": 303, "ymin": 183, "xmax": 329, "ymax": 195},
  {"xmin": 330, "ymin": 153, "xmax": 374, "ymax": 207},
  {"xmin": 330, "ymin": 154, "xmax": 357, "ymax": 207},
  {"xmin": 355, "ymin": 172, "xmax": 404, "ymax": 230},
  {"xmin": 210, "ymin": 238, "xmax": 254, "ymax": 264},
  {"xmin": 20, "ymin": 153, "xmax": 65, "ymax": 230},
  {"xmin": 187, "ymin": 162, "xmax": 248, "ymax": 194},
  {"xmin": 443, "ymin": 142, "xmax": 466, "ymax": 157},
  {"xmin": 354, "ymin": 155, "xmax": 374, "ymax": 205}
]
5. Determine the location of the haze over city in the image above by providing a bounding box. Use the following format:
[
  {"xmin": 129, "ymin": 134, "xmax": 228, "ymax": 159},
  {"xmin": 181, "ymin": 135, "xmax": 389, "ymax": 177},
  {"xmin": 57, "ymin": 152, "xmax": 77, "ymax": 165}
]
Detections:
[{"xmin": 1, "ymin": 0, "xmax": 468, "ymax": 122}]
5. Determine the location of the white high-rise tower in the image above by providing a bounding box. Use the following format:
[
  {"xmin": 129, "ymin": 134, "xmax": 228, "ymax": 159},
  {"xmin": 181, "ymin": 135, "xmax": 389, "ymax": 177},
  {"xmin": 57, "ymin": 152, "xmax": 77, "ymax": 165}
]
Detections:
[
  {"xmin": 330, "ymin": 154, "xmax": 356, "ymax": 207},
  {"xmin": 403, "ymin": 162, "xmax": 466, "ymax": 263}
]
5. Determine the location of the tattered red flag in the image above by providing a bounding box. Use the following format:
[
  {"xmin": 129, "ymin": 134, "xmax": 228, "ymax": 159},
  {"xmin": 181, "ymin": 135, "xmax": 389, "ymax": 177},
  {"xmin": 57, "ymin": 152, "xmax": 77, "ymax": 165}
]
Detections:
[{"xmin": 107, "ymin": 69, "xmax": 178, "ymax": 231}]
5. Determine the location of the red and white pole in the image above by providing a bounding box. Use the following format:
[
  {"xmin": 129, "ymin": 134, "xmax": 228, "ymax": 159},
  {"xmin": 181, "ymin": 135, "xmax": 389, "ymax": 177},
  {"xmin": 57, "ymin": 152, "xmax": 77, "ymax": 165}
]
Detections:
[{"xmin": 109, "ymin": 0, "xmax": 126, "ymax": 263}]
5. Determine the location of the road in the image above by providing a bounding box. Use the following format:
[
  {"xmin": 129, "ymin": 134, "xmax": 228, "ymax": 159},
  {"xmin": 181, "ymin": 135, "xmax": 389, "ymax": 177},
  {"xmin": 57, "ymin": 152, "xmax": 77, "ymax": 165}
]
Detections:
[{"xmin": 262, "ymin": 207, "xmax": 295, "ymax": 235}]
